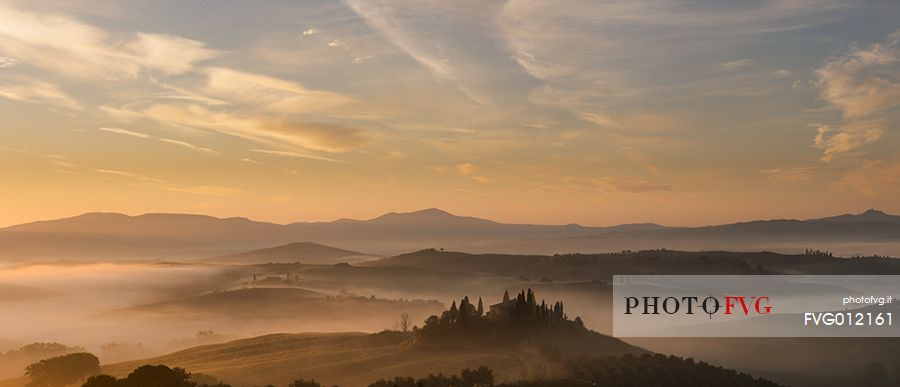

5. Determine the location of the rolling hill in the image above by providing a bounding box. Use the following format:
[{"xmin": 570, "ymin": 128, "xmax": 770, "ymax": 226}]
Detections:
[
  {"xmin": 107, "ymin": 287, "xmax": 445, "ymax": 335},
  {"xmin": 483, "ymin": 209, "xmax": 900, "ymax": 256},
  {"xmin": 1, "ymin": 208, "xmax": 898, "ymax": 261},
  {"xmin": 99, "ymin": 327, "xmax": 643, "ymax": 387},
  {"xmin": 368, "ymin": 248, "xmax": 900, "ymax": 280},
  {"xmin": 203, "ymin": 242, "xmax": 379, "ymax": 265}
]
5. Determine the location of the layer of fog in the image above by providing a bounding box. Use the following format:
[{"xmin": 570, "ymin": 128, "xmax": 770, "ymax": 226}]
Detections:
[{"xmin": 0, "ymin": 262, "xmax": 250, "ymax": 371}]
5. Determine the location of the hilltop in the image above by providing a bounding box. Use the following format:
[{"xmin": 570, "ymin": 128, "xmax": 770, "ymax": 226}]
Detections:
[
  {"xmin": 203, "ymin": 242, "xmax": 379, "ymax": 265},
  {"xmin": 369, "ymin": 248, "xmax": 900, "ymax": 281},
  {"xmin": 99, "ymin": 289, "xmax": 644, "ymax": 386}
]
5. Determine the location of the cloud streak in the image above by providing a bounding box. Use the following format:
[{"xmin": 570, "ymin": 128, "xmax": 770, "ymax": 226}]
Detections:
[
  {"xmin": 249, "ymin": 149, "xmax": 348, "ymax": 164},
  {"xmin": 130, "ymin": 103, "xmax": 368, "ymax": 153},
  {"xmin": 157, "ymin": 138, "xmax": 220, "ymax": 155},
  {"xmin": 99, "ymin": 127, "xmax": 151, "ymax": 139},
  {"xmin": 97, "ymin": 127, "xmax": 220, "ymax": 155},
  {"xmin": 0, "ymin": 79, "xmax": 81, "ymax": 110},
  {"xmin": 0, "ymin": 56, "xmax": 16, "ymax": 68},
  {"xmin": 813, "ymin": 30, "xmax": 900, "ymax": 161},
  {"xmin": 0, "ymin": 4, "xmax": 218, "ymax": 80},
  {"xmin": 591, "ymin": 177, "xmax": 672, "ymax": 193},
  {"xmin": 96, "ymin": 169, "xmax": 244, "ymax": 196},
  {"xmin": 203, "ymin": 67, "xmax": 352, "ymax": 114},
  {"xmin": 240, "ymin": 158, "xmax": 299, "ymax": 174}
]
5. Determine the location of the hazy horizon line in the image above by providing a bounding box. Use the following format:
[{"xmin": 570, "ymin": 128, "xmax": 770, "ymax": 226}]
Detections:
[{"xmin": 2, "ymin": 207, "xmax": 892, "ymax": 230}]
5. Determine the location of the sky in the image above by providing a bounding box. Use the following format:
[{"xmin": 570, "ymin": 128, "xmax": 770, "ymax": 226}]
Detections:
[{"xmin": 0, "ymin": 0, "xmax": 899, "ymax": 227}]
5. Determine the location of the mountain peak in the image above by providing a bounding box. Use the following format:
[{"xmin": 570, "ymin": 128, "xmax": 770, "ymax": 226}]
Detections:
[
  {"xmin": 372, "ymin": 208, "xmax": 456, "ymax": 220},
  {"xmin": 817, "ymin": 209, "xmax": 898, "ymax": 224},
  {"xmin": 410, "ymin": 208, "xmax": 454, "ymax": 216},
  {"xmin": 367, "ymin": 208, "xmax": 496, "ymax": 226}
]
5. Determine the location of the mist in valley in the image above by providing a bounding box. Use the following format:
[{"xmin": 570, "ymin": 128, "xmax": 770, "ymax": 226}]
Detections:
[{"xmin": 1, "ymin": 209, "xmax": 900, "ymax": 386}]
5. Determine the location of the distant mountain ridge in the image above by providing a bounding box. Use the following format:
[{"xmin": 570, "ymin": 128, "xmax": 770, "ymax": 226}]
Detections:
[
  {"xmin": 817, "ymin": 209, "xmax": 900, "ymax": 223},
  {"xmin": 1, "ymin": 208, "xmax": 898, "ymax": 261}
]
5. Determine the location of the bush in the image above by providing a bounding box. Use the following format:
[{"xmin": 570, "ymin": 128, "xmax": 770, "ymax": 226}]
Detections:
[
  {"xmin": 26, "ymin": 352, "xmax": 100, "ymax": 387},
  {"xmin": 288, "ymin": 379, "xmax": 323, "ymax": 387}
]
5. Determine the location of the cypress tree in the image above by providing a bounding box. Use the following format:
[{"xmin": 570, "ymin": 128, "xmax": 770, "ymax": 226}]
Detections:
[{"xmin": 449, "ymin": 300, "xmax": 458, "ymax": 321}]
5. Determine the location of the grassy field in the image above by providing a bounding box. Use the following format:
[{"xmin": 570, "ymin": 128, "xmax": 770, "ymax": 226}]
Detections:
[{"xmin": 102, "ymin": 332, "xmax": 564, "ymax": 387}]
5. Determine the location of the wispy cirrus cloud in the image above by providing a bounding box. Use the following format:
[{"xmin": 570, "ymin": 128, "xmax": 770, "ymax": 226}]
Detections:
[
  {"xmin": 0, "ymin": 3, "xmax": 372, "ymax": 160},
  {"xmin": 816, "ymin": 31, "xmax": 900, "ymax": 120},
  {"xmin": 343, "ymin": 0, "xmax": 510, "ymax": 104},
  {"xmin": 456, "ymin": 162, "xmax": 493, "ymax": 184},
  {"xmin": 0, "ymin": 78, "xmax": 81, "ymax": 110},
  {"xmin": 240, "ymin": 158, "xmax": 299, "ymax": 174},
  {"xmin": 249, "ymin": 148, "xmax": 348, "ymax": 164},
  {"xmin": 0, "ymin": 56, "xmax": 16, "ymax": 68},
  {"xmin": 591, "ymin": 177, "xmax": 672, "ymax": 193},
  {"xmin": 499, "ymin": 0, "xmax": 848, "ymax": 118},
  {"xmin": 532, "ymin": 175, "xmax": 672, "ymax": 195},
  {"xmin": 98, "ymin": 127, "xmax": 151, "ymax": 139},
  {"xmin": 127, "ymin": 103, "xmax": 368, "ymax": 153},
  {"xmin": 760, "ymin": 166, "xmax": 818, "ymax": 183},
  {"xmin": 717, "ymin": 59, "xmax": 754, "ymax": 71},
  {"xmin": 2, "ymin": 147, "xmax": 77, "ymax": 172},
  {"xmin": 0, "ymin": 4, "xmax": 217, "ymax": 80},
  {"xmin": 203, "ymin": 67, "xmax": 352, "ymax": 114},
  {"xmin": 344, "ymin": 0, "xmax": 453, "ymax": 80},
  {"xmin": 96, "ymin": 169, "xmax": 244, "ymax": 196},
  {"xmin": 157, "ymin": 138, "xmax": 220, "ymax": 155},
  {"xmin": 97, "ymin": 127, "xmax": 220, "ymax": 155},
  {"xmin": 813, "ymin": 30, "xmax": 900, "ymax": 161},
  {"xmin": 813, "ymin": 123, "xmax": 884, "ymax": 162}
]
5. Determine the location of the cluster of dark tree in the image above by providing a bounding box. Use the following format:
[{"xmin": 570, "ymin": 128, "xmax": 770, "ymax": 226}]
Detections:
[
  {"xmin": 417, "ymin": 289, "xmax": 581, "ymax": 344},
  {"xmin": 364, "ymin": 355, "xmax": 781, "ymax": 387},
  {"xmin": 67, "ymin": 354, "xmax": 797, "ymax": 387},
  {"xmin": 553, "ymin": 249, "xmax": 675, "ymax": 258},
  {"xmin": 2, "ymin": 343, "xmax": 83, "ymax": 362},
  {"xmin": 364, "ymin": 354, "xmax": 784, "ymax": 387},
  {"xmin": 81, "ymin": 366, "xmax": 340, "ymax": 387},
  {"xmin": 20, "ymin": 353, "xmax": 229, "ymax": 387},
  {"xmin": 25, "ymin": 353, "xmax": 99, "ymax": 387},
  {"xmin": 851, "ymin": 254, "xmax": 895, "ymax": 259},
  {"xmin": 803, "ymin": 248, "xmax": 896, "ymax": 259},
  {"xmin": 1, "ymin": 343, "xmax": 84, "ymax": 377},
  {"xmin": 555, "ymin": 353, "xmax": 783, "ymax": 387},
  {"xmin": 368, "ymin": 366, "xmax": 494, "ymax": 387},
  {"xmin": 804, "ymin": 249, "xmax": 834, "ymax": 257},
  {"xmin": 81, "ymin": 365, "xmax": 228, "ymax": 387}
]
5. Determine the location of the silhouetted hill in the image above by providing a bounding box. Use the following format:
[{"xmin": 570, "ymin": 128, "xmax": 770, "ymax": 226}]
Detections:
[
  {"xmin": 1, "ymin": 209, "xmax": 898, "ymax": 261},
  {"xmin": 371, "ymin": 249, "xmax": 900, "ymax": 280},
  {"xmin": 480, "ymin": 210, "xmax": 900, "ymax": 256},
  {"xmin": 818, "ymin": 209, "xmax": 900, "ymax": 223},
  {"xmin": 0, "ymin": 209, "xmax": 659, "ymax": 260},
  {"xmin": 360, "ymin": 208, "xmax": 496, "ymax": 227},
  {"xmin": 4, "ymin": 212, "xmax": 284, "ymax": 239},
  {"xmin": 203, "ymin": 242, "xmax": 379, "ymax": 264},
  {"xmin": 101, "ymin": 323, "xmax": 643, "ymax": 386},
  {"xmin": 107, "ymin": 287, "xmax": 444, "ymax": 333},
  {"xmin": 0, "ymin": 213, "xmax": 291, "ymax": 261},
  {"xmin": 373, "ymin": 249, "xmax": 548, "ymax": 274}
]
